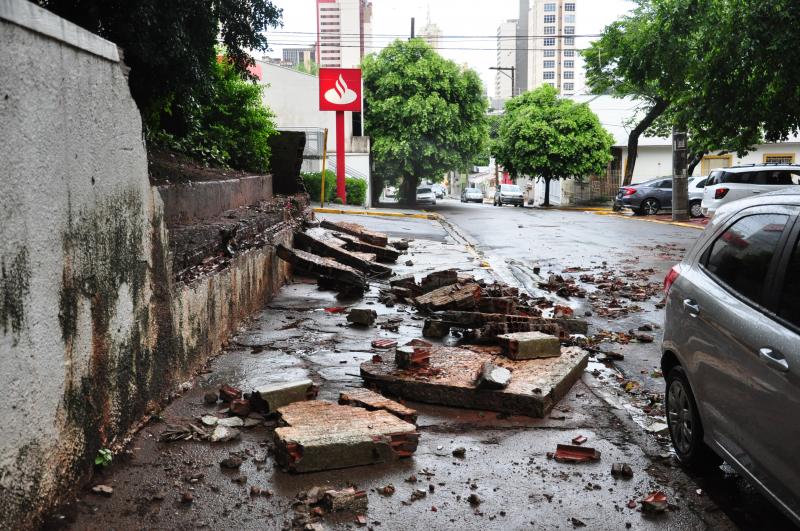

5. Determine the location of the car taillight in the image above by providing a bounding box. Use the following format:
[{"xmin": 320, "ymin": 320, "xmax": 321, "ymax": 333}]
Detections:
[
  {"xmin": 714, "ymin": 187, "xmax": 729, "ymax": 199},
  {"xmin": 623, "ymin": 187, "xmax": 637, "ymax": 196},
  {"xmin": 664, "ymin": 264, "xmax": 681, "ymax": 295}
]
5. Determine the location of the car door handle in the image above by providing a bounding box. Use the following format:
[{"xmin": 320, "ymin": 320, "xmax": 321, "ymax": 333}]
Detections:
[
  {"xmin": 759, "ymin": 348, "xmax": 789, "ymax": 372},
  {"xmin": 683, "ymin": 299, "xmax": 700, "ymax": 316}
]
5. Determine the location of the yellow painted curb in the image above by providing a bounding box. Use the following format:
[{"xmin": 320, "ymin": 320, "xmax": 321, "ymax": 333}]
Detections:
[
  {"xmin": 314, "ymin": 207, "xmax": 440, "ymax": 220},
  {"xmin": 593, "ymin": 211, "xmax": 704, "ymax": 230}
]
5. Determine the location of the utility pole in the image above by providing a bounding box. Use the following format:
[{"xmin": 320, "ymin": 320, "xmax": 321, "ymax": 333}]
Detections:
[
  {"xmin": 410, "ymin": 18, "xmax": 415, "ymax": 39},
  {"xmin": 672, "ymin": 126, "xmax": 689, "ymax": 221},
  {"xmin": 489, "ymin": 66, "xmax": 515, "ymax": 97}
]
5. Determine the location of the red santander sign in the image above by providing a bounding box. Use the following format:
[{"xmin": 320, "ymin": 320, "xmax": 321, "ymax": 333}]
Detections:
[{"xmin": 319, "ymin": 68, "xmax": 362, "ymax": 112}]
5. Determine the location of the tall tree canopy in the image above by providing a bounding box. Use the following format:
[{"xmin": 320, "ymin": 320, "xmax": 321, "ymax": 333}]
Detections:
[
  {"xmin": 363, "ymin": 39, "xmax": 488, "ymax": 205},
  {"xmin": 494, "ymin": 86, "xmax": 613, "ymax": 206},
  {"xmin": 36, "ymin": 0, "xmax": 282, "ymax": 124}
]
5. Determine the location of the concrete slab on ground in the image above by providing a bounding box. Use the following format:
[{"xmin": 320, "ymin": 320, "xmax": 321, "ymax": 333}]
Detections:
[{"xmin": 360, "ymin": 345, "xmax": 589, "ymax": 418}]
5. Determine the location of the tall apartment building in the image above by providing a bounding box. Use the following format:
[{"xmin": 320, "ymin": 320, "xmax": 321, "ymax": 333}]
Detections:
[
  {"xmin": 316, "ymin": 0, "xmax": 373, "ymax": 68},
  {"xmin": 495, "ymin": 20, "xmax": 517, "ymax": 100},
  {"xmin": 527, "ymin": 0, "xmax": 578, "ymax": 96},
  {"xmin": 515, "ymin": 0, "xmax": 529, "ymax": 96}
]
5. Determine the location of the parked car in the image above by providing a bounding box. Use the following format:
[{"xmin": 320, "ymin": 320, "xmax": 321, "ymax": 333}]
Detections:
[
  {"xmin": 461, "ymin": 187, "xmax": 483, "ymax": 203},
  {"xmin": 416, "ymin": 187, "xmax": 437, "ymax": 205},
  {"xmin": 701, "ymin": 164, "xmax": 800, "ymax": 217},
  {"xmin": 661, "ymin": 187, "xmax": 800, "ymax": 526},
  {"xmin": 614, "ymin": 176, "xmax": 707, "ymax": 217},
  {"xmin": 384, "ymin": 186, "xmax": 397, "ymax": 199},
  {"xmin": 431, "ymin": 183, "xmax": 447, "ymax": 199},
  {"xmin": 493, "ymin": 183, "xmax": 524, "ymax": 207}
]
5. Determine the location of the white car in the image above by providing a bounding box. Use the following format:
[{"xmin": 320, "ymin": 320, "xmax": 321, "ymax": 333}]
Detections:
[
  {"xmin": 416, "ymin": 187, "xmax": 437, "ymax": 205},
  {"xmin": 701, "ymin": 165, "xmax": 800, "ymax": 217}
]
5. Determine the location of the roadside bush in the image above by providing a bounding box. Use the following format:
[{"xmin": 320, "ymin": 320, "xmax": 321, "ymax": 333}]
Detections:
[
  {"xmin": 301, "ymin": 171, "xmax": 367, "ymax": 205},
  {"xmin": 149, "ymin": 58, "xmax": 277, "ymax": 172}
]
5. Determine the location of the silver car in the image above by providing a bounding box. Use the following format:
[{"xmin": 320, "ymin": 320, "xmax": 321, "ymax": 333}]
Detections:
[
  {"xmin": 416, "ymin": 187, "xmax": 436, "ymax": 206},
  {"xmin": 661, "ymin": 187, "xmax": 800, "ymax": 525}
]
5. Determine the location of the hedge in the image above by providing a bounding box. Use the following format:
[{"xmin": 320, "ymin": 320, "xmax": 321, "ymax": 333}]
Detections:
[{"xmin": 301, "ymin": 170, "xmax": 366, "ymax": 206}]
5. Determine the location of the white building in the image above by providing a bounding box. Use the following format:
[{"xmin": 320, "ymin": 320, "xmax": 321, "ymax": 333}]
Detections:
[
  {"xmin": 495, "ymin": 20, "xmax": 517, "ymax": 100},
  {"xmin": 528, "ymin": 0, "xmax": 578, "ymax": 96},
  {"xmin": 316, "ymin": 0, "xmax": 373, "ymax": 68},
  {"xmin": 256, "ymin": 61, "xmax": 371, "ymax": 188}
]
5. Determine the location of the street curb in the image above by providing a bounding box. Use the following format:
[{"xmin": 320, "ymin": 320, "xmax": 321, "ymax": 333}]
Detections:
[
  {"xmin": 593, "ymin": 210, "xmax": 705, "ymax": 230},
  {"xmin": 313, "ymin": 207, "xmax": 441, "ymax": 220}
]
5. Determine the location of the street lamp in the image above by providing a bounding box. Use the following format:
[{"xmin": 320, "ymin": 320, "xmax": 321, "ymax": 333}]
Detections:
[{"xmin": 490, "ymin": 66, "xmax": 516, "ymax": 98}]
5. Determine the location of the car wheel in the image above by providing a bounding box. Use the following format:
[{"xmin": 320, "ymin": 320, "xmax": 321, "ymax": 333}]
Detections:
[
  {"xmin": 666, "ymin": 366, "xmax": 722, "ymax": 469},
  {"xmin": 641, "ymin": 198, "xmax": 660, "ymax": 215},
  {"xmin": 690, "ymin": 200, "xmax": 703, "ymax": 218}
]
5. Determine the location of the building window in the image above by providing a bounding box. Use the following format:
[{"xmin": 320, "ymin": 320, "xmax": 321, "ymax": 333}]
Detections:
[
  {"xmin": 544, "ymin": 3, "xmax": 556, "ymax": 12},
  {"xmin": 564, "ymin": 71, "xmax": 574, "ymax": 79},
  {"xmin": 564, "ymin": 83, "xmax": 574, "ymax": 91},
  {"xmin": 543, "ymin": 71, "xmax": 555, "ymax": 80},
  {"xmin": 565, "ymin": 14, "xmax": 575, "ymax": 23},
  {"xmin": 564, "ymin": 37, "xmax": 575, "ymax": 45},
  {"xmin": 565, "ymin": 3, "xmax": 576, "ymax": 11},
  {"xmin": 564, "ymin": 26, "xmax": 575, "ymax": 35},
  {"xmin": 563, "ymin": 60, "xmax": 574, "ymax": 68},
  {"xmin": 544, "ymin": 26, "xmax": 555, "ymax": 35},
  {"xmin": 544, "ymin": 38, "xmax": 555, "ymax": 46},
  {"xmin": 564, "ymin": 49, "xmax": 574, "ymax": 57},
  {"xmin": 544, "ymin": 15, "xmax": 555, "ymax": 23},
  {"xmin": 544, "ymin": 49, "xmax": 555, "ymax": 57},
  {"xmin": 546, "ymin": 82, "xmax": 555, "ymax": 87},
  {"xmin": 764, "ymin": 154, "xmax": 796, "ymax": 164},
  {"xmin": 543, "ymin": 60, "xmax": 555, "ymax": 68}
]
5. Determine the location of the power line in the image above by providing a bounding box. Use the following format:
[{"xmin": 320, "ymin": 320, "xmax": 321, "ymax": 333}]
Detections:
[
  {"xmin": 270, "ymin": 42, "xmax": 591, "ymax": 52},
  {"xmin": 271, "ymin": 30, "xmax": 602, "ymax": 39}
]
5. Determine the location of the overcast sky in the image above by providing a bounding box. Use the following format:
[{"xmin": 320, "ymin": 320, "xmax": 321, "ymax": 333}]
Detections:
[{"xmin": 266, "ymin": 0, "xmax": 634, "ymax": 93}]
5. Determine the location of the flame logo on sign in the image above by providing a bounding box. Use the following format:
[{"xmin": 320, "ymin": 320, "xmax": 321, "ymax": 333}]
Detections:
[{"xmin": 324, "ymin": 74, "xmax": 358, "ymax": 105}]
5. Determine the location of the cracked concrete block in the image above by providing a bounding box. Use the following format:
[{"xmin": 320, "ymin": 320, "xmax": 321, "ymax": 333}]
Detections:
[
  {"xmin": 476, "ymin": 362, "xmax": 511, "ymax": 389},
  {"xmin": 338, "ymin": 388, "xmax": 418, "ymax": 424},
  {"xmin": 295, "ymin": 231, "xmax": 391, "ymax": 278},
  {"xmin": 498, "ymin": 331, "xmax": 561, "ymax": 360},
  {"xmin": 361, "ymin": 345, "xmax": 589, "ymax": 418},
  {"xmin": 420, "ymin": 269, "xmax": 458, "ymax": 293},
  {"xmin": 320, "ymin": 220, "xmax": 389, "ymax": 247},
  {"xmin": 335, "ymin": 233, "xmax": 401, "ymax": 263},
  {"xmin": 422, "ymin": 319, "xmax": 450, "ymax": 338},
  {"xmin": 274, "ymin": 401, "xmax": 419, "ymax": 473},
  {"xmin": 413, "ymin": 283, "xmax": 481, "ymax": 312},
  {"xmin": 276, "ymin": 245, "xmax": 366, "ymax": 290},
  {"xmin": 254, "ymin": 379, "xmax": 317, "ymax": 413}
]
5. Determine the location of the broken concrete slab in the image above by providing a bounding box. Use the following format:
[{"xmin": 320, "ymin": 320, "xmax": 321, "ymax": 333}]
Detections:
[
  {"xmin": 347, "ymin": 308, "xmax": 377, "ymax": 326},
  {"xmin": 294, "ymin": 231, "xmax": 391, "ymax": 278},
  {"xmin": 477, "ymin": 297, "xmax": 517, "ymax": 314},
  {"xmin": 335, "ymin": 233, "xmax": 400, "ymax": 263},
  {"xmin": 338, "ymin": 388, "xmax": 418, "ymax": 424},
  {"xmin": 360, "ymin": 345, "xmax": 589, "ymax": 418},
  {"xmin": 320, "ymin": 220, "xmax": 388, "ymax": 247},
  {"xmin": 414, "ymin": 283, "xmax": 481, "ymax": 312},
  {"xmin": 273, "ymin": 401, "xmax": 419, "ymax": 473},
  {"xmin": 276, "ymin": 245, "xmax": 366, "ymax": 290},
  {"xmin": 420, "ymin": 269, "xmax": 458, "ymax": 293},
  {"xmin": 497, "ymin": 331, "xmax": 561, "ymax": 360},
  {"xmin": 253, "ymin": 379, "xmax": 317, "ymax": 414},
  {"xmin": 422, "ymin": 319, "xmax": 450, "ymax": 339},
  {"xmin": 476, "ymin": 362, "xmax": 511, "ymax": 389}
]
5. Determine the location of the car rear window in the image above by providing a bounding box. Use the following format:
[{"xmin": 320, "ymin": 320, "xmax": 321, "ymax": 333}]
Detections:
[
  {"xmin": 501, "ymin": 185, "xmax": 521, "ymax": 192},
  {"xmin": 418, "ymin": 188, "xmax": 431, "ymax": 193},
  {"xmin": 714, "ymin": 170, "xmax": 800, "ymax": 185},
  {"xmin": 704, "ymin": 213, "xmax": 790, "ymax": 305}
]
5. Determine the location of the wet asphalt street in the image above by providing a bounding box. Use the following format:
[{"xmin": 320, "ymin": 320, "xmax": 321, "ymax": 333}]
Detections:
[{"xmin": 54, "ymin": 203, "xmax": 795, "ymax": 530}]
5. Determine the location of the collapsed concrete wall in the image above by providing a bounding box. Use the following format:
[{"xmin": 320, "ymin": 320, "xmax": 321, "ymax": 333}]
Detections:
[{"xmin": 0, "ymin": 2, "xmax": 303, "ymax": 528}]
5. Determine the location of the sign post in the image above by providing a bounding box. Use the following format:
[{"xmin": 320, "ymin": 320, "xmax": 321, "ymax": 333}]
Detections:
[{"xmin": 319, "ymin": 68, "xmax": 362, "ymax": 204}]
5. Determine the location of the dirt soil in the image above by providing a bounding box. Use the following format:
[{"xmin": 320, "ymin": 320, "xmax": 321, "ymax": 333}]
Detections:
[{"xmin": 149, "ymin": 149, "xmax": 261, "ymax": 185}]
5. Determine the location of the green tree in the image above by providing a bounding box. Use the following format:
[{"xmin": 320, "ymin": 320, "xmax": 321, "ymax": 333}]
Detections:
[
  {"xmin": 362, "ymin": 39, "xmax": 488, "ymax": 205},
  {"xmin": 35, "ymin": 0, "xmax": 282, "ymax": 126},
  {"xmin": 495, "ymin": 86, "xmax": 614, "ymax": 207}
]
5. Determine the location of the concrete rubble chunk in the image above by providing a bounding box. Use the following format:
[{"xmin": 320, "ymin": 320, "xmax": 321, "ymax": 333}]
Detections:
[
  {"xmin": 217, "ymin": 416, "xmax": 244, "ymax": 428},
  {"xmin": 422, "ymin": 319, "xmax": 450, "ymax": 338},
  {"xmin": 335, "ymin": 233, "xmax": 401, "ymax": 263},
  {"xmin": 320, "ymin": 219, "xmax": 389, "ymax": 247},
  {"xmin": 477, "ymin": 297, "xmax": 517, "ymax": 314},
  {"xmin": 436, "ymin": 311, "xmax": 567, "ymax": 340},
  {"xmin": 420, "ymin": 269, "xmax": 458, "ymax": 293},
  {"xmin": 395, "ymin": 345, "xmax": 431, "ymax": 368},
  {"xmin": 413, "ymin": 283, "xmax": 482, "ymax": 312},
  {"xmin": 611, "ymin": 462, "xmax": 634, "ymax": 479},
  {"xmin": 497, "ymin": 331, "xmax": 562, "ymax": 360},
  {"xmin": 200, "ymin": 415, "xmax": 218, "ymax": 427},
  {"xmin": 339, "ymin": 388, "xmax": 418, "ymax": 424},
  {"xmin": 276, "ymin": 244, "xmax": 366, "ymax": 290},
  {"xmin": 210, "ymin": 426, "xmax": 241, "ymax": 442},
  {"xmin": 91, "ymin": 484, "xmax": 114, "ymax": 496},
  {"xmin": 390, "ymin": 239, "xmax": 410, "ymax": 251},
  {"xmin": 347, "ymin": 308, "xmax": 377, "ymax": 327},
  {"xmin": 295, "ymin": 230, "xmax": 391, "ymax": 278},
  {"xmin": 476, "ymin": 362, "xmax": 512, "ymax": 389},
  {"xmin": 322, "ymin": 487, "xmax": 369, "ymax": 512},
  {"xmin": 274, "ymin": 401, "xmax": 419, "ymax": 473},
  {"xmin": 254, "ymin": 379, "xmax": 317, "ymax": 414},
  {"xmin": 361, "ymin": 345, "xmax": 589, "ymax": 418}
]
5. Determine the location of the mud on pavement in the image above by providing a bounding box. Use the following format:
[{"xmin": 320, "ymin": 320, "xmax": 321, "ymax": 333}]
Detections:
[{"xmin": 51, "ymin": 213, "xmax": 734, "ymax": 531}]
